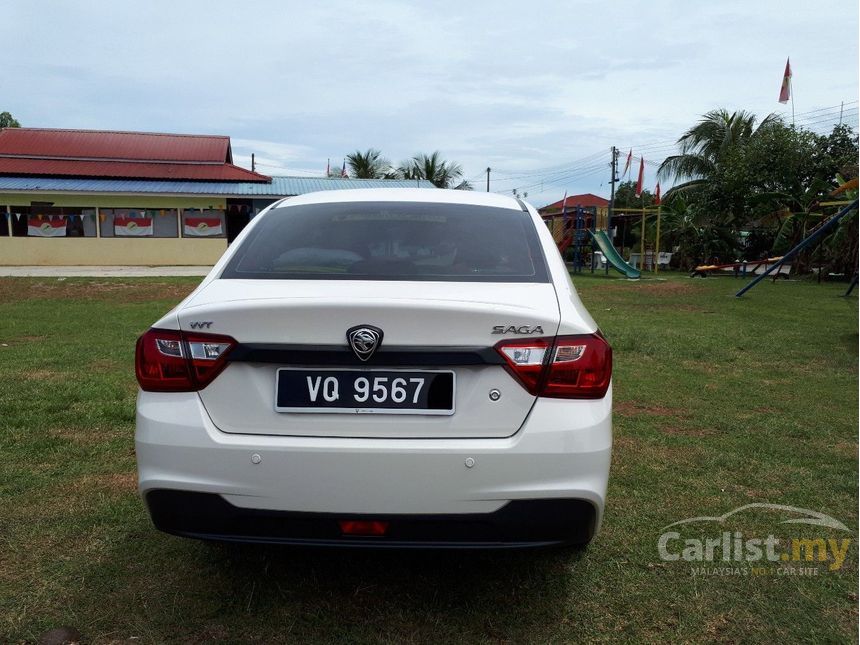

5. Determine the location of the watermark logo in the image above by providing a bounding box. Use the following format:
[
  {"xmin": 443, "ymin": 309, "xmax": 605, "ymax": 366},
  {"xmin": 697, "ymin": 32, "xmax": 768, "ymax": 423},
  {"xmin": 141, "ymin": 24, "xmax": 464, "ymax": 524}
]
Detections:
[{"xmin": 657, "ymin": 504, "xmax": 852, "ymax": 576}]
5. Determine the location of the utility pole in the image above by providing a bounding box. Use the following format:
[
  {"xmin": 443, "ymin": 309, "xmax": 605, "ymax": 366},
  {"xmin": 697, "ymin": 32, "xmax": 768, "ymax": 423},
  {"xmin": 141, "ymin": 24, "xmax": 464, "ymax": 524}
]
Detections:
[
  {"xmin": 486, "ymin": 167, "xmax": 491, "ymax": 192},
  {"xmin": 607, "ymin": 147, "xmax": 619, "ymax": 276},
  {"xmin": 608, "ymin": 146, "xmax": 619, "ymax": 232}
]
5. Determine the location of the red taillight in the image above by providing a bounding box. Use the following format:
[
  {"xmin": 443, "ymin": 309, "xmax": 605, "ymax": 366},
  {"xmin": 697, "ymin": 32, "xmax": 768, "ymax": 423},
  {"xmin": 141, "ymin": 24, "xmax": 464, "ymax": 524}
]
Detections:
[
  {"xmin": 495, "ymin": 333, "xmax": 612, "ymax": 399},
  {"xmin": 135, "ymin": 328, "xmax": 236, "ymax": 392},
  {"xmin": 338, "ymin": 520, "xmax": 389, "ymax": 536}
]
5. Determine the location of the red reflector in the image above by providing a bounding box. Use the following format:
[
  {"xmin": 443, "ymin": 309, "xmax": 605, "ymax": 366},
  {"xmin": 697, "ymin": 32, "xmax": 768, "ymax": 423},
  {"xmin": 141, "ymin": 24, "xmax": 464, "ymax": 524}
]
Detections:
[
  {"xmin": 338, "ymin": 520, "xmax": 389, "ymax": 536},
  {"xmin": 494, "ymin": 333, "xmax": 612, "ymax": 399}
]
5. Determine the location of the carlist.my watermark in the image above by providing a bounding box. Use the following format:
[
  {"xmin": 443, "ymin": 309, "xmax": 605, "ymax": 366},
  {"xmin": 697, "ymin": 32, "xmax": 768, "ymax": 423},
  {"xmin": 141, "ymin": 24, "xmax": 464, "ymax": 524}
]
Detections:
[{"xmin": 656, "ymin": 503, "xmax": 853, "ymax": 576}]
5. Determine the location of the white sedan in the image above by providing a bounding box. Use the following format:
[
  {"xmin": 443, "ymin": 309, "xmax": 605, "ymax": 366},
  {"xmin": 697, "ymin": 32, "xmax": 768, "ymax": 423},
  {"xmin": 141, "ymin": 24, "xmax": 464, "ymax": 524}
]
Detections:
[{"xmin": 135, "ymin": 188, "xmax": 612, "ymax": 547}]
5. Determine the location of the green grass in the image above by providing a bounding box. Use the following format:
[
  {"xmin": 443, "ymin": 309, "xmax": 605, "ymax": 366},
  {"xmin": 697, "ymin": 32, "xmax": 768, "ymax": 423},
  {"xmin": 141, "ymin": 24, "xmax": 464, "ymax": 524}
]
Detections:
[{"xmin": 0, "ymin": 273, "xmax": 857, "ymax": 643}]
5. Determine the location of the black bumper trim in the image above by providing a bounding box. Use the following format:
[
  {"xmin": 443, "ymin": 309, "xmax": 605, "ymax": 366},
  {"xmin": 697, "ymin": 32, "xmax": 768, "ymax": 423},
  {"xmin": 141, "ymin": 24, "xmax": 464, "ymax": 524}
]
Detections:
[{"xmin": 144, "ymin": 490, "xmax": 596, "ymax": 548}]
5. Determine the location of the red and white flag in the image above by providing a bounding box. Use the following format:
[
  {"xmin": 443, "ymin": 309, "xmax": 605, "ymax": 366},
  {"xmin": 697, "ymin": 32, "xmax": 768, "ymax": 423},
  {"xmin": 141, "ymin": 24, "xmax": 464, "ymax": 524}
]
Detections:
[
  {"xmin": 654, "ymin": 182, "xmax": 661, "ymax": 206},
  {"xmin": 341, "ymin": 159, "xmax": 348, "ymax": 178},
  {"xmin": 184, "ymin": 216, "xmax": 223, "ymax": 237},
  {"xmin": 560, "ymin": 190, "xmax": 568, "ymax": 215},
  {"xmin": 634, "ymin": 157, "xmax": 645, "ymax": 198},
  {"xmin": 114, "ymin": 216, "xmax": 153, "ymax": 236},
  {"xmin": 622, "ymin": 149, "xmax": 632, "ymax": 178},
  {"xmin": 28, "ymin": 216, "xmax": 66, "ymax": 237},
  {"xmin": 778, "ymin": 58, "xmax": 792, "ymax": 104}
]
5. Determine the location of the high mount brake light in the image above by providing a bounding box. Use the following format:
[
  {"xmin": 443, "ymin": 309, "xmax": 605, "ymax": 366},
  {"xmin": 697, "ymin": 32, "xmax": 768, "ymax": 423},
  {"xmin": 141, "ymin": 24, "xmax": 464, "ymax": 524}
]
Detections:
[
  {"xmin": 495, "ymin": 334, "xmax": 612, "ymax": 399},
  {"xmin": 135, "ymin": 328, "xmax": 236, "ymax": 392}
]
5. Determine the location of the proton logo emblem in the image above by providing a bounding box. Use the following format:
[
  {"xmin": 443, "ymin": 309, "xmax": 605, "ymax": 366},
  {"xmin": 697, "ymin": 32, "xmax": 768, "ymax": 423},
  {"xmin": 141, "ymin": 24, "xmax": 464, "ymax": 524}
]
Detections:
[{"xmin": 347, "ymin": 325, "xmax": 384, "ymax": 362}]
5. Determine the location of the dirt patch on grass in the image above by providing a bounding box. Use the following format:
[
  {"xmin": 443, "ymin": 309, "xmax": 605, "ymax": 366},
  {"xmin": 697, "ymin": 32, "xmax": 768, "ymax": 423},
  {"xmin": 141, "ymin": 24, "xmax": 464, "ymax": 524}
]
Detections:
[
  {"xmin": 48, "ymin": 426, "xmax": 115, "ymax": 446},
  {"xmin": 598, "ymin": 281, "xmax": 697, "ymax": 296},
  {"xmin": 71, "ymin": 472, "xmax": 137, "ymax": 495},
  {"xmin": 21, "ymin": 368, "xmax": 64, "ymax": 382},
  {"xmin": 0, "ymin": 279, "xmax": 195, "ymax": 303},
  {"xmin": 615, "ymin": 401, "xmax": 689, "ymax": 419},
  {"xmin": 659, "ymin": 425, "xmax": 716, "ymax": 438}
]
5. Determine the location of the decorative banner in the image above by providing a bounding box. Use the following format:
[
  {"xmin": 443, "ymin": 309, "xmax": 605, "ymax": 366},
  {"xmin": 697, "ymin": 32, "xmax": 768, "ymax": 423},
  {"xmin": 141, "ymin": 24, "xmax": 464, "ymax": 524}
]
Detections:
[
  {"xmin": 28, "ymin": 216, "xmax": 66, "ymax": 237},
  {"xmin": 114, "ymin": 216, "xmax": 153, "ymax": 236},
  {"xmin": 184, "ymin": 216, "xmax": 223, "ymax": 237}
]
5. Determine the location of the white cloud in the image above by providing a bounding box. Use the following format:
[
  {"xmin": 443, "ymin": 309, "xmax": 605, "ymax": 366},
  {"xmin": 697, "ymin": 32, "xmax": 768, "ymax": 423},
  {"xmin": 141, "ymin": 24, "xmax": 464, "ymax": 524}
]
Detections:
[{"xmin": 1, "ymin": 0, "xmax": 856, "ymax": 206}]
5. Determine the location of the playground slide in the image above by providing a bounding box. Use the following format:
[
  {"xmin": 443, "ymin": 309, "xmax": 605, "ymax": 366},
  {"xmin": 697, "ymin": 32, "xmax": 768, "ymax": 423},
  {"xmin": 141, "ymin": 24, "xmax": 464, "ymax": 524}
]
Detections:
[{"xmin": 589, "ymin": 230, "xmax": 641, "ymax": 279}]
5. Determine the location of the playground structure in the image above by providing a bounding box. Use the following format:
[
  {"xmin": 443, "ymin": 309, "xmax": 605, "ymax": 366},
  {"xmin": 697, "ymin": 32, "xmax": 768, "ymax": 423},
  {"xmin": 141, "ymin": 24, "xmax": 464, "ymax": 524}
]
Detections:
[
  {"xmin": 736, "ymin": 198, "xmax": 858, "ymax": 297},
  {"xmin": 542, "ymin": 202, "xmax": 641, "ymax": 279},
  {"xmin": 691, "ymin": 257, "xmax": 789, "ymax": 279}
]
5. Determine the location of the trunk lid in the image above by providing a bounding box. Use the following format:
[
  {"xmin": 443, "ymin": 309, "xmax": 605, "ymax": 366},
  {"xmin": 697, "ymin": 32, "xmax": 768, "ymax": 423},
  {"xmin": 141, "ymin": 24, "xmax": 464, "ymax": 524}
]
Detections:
[{"xmin": 181, "ymin": 279, "xmax": 563, "ymax": 438}]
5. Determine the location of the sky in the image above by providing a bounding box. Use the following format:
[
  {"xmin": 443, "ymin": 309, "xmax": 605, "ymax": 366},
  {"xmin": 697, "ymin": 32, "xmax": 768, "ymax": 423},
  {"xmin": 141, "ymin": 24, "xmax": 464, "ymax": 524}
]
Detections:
[{"xmin": 1, "ymin": 0, "xmax": 857, "ymax": 207}]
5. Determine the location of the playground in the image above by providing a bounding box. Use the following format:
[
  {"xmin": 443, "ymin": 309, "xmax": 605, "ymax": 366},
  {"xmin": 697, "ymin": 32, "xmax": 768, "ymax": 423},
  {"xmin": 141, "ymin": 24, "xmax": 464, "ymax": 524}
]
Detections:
[
  {"xmin": 1, "ymin": 271, "xmax": 856, "ymax": 642},
  {"xmin": 542, "ymin": 193, "xmax": 859, "ymax": 298}
]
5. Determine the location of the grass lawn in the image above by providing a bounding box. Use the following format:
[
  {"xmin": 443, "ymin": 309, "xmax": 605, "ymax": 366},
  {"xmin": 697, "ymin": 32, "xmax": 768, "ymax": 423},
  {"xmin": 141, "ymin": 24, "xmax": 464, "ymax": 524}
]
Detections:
[{"xmin": 0, "ymin": 272, "xmax": 857, "ymax": 643}]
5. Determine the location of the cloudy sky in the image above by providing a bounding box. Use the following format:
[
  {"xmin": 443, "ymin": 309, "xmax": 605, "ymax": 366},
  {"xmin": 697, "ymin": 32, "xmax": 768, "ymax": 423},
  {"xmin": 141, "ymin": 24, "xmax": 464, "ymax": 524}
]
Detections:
[{"xmin": 2, "ymin": 0, "xmax": 857, "ymax": 206}]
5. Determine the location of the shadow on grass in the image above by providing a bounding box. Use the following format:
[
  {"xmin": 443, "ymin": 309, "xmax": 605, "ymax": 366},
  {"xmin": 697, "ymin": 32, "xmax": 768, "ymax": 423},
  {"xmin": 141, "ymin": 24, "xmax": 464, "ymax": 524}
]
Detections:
[
  {"xmin": 198, "ymin": 540, "xmax": 586, "ymax": 639},
  {"xmin": 71, "ymin": 524, "xmax": 589, "ymax": 641}
]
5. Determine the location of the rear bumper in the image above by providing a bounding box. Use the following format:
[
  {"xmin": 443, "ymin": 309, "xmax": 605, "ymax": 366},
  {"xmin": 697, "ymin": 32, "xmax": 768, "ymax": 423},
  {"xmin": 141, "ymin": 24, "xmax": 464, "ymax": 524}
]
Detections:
[
  {"xmin": 145, "ymin": 490, "xmax": 596, "ymax": 547},
  {"xmin": 136, "ymin": 388, "xmax": 611, "ymax": 546}
]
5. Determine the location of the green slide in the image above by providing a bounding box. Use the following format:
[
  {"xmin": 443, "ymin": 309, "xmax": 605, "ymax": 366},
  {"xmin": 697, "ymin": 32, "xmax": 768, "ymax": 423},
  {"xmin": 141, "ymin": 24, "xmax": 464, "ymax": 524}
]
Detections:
[{"xmin": 589, "ymin": 230, "xmax": 641, "ymax": 279}]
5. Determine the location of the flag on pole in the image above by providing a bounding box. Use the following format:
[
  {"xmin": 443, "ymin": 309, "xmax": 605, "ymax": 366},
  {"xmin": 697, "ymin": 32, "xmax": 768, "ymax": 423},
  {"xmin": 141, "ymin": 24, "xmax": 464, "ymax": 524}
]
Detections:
[
  {"xmin": 654, "ymin": 182, "xmax": 661, "ymax": 205},
  {"xmin": 634, "ymin": 157, "xmax": 645, "ymax": 198},
  {"xmin": 28, "ymin": 216, "xmax": 66, "ymax": 237},
  {"xmin": 341, "ymin": 159, "xmax": 348, "ymax": 178},
  {"xmin": 326, "ymin": 158, "xmax": 330, "ymax": 176},
  {"xmin": 560, "ymin": 190, "xmax": 568, "ymax": 216},
  {"xmin": 778, "ymin": 58, "xmax": 792, "ymax": 104},
  {"xmin": 622, "ymin": 149, "xmax": 632, "ymax": 178}
]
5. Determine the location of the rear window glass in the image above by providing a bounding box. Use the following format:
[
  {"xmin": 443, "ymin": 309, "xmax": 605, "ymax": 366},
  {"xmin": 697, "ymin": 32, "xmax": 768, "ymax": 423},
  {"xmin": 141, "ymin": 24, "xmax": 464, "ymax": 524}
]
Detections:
[{"xmin": 221, "ymin": 201, "xmax": 549, "ymax": 282}]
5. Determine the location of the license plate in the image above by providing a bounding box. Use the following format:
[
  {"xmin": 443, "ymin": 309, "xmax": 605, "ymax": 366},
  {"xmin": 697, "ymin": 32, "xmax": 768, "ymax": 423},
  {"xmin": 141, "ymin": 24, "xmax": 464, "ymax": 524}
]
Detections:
[{"xmin": 275, "ymin": 368, "xmax": 455, "ymax": 415}]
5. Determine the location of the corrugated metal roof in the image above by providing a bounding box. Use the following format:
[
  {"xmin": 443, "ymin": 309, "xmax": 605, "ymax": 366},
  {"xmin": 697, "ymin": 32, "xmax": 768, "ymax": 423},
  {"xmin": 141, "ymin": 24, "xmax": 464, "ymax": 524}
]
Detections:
[
  {"xmin": 0, "ymin": 158, "xmax": 269, "ymax": 182},
  {"xmin": 540, "ymin": 193, "xmax": 610, "ymax": 211},
  {"xmin": 0, "ymin": 175, "xmax": 436, "ymax": 196},
  {"xmin": 0, "ymin": 127, "xmax": 230, "ymax": 162}
]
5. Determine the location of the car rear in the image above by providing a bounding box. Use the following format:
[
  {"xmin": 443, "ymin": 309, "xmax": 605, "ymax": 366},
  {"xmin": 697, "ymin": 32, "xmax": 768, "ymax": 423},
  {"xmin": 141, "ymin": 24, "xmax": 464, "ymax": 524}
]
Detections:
[{"xmin": 135, "ymin": 189, "xmax": 612, "ymax": 547}]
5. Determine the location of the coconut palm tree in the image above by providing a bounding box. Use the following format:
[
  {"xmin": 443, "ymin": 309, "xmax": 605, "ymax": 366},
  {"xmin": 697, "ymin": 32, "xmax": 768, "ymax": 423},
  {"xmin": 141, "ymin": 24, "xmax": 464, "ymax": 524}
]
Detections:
[
  {"xmin": 345, "ymin": 149, "xmax": 391, "ymax": 179},
  {"xmin": 398, "ymin": 151, "xmax": 466, "ymax": 189},
  {"xmin": 658, "ymin": 109, "xmax": 780, "ymax": 196}
]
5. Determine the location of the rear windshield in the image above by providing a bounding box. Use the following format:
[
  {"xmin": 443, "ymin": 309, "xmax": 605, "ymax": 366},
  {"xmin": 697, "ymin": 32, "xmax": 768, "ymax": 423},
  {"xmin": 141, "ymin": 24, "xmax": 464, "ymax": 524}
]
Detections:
[{"xmin": 221, "ymin": 201, "xmax": 549, "ymax": 282}]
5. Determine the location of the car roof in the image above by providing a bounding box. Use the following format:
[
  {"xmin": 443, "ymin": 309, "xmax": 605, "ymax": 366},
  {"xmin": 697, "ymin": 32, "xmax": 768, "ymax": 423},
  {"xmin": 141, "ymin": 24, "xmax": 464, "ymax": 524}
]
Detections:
[{"xmin": 274, "ymin": 188, "xmax": 524, "ymax": 211}]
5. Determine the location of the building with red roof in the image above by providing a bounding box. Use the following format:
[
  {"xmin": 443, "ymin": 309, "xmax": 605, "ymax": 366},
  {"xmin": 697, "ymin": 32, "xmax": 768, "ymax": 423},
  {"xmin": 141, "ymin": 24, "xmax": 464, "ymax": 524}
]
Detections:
[
  {"xmin": 0, "ymin": 127, "xmax": 433, "ymax": 266},
  {"xmin": 0, "ymin": 128, "xmax": 271, "ymax": 182}
]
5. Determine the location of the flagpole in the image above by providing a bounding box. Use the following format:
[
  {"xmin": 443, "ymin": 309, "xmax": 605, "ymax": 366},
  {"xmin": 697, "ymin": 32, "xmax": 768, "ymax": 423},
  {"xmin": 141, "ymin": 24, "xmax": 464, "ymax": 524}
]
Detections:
[
  {"xmin": 655, "ymin": 204, "xmax": 661, "ymax": 275},
  {"xmin": 790, "ymin": 75, "xmax": 795, "ymax": 126},
  {"xmin": 640, "ymin": 196, "xmax": 645, "ymax": 273}
]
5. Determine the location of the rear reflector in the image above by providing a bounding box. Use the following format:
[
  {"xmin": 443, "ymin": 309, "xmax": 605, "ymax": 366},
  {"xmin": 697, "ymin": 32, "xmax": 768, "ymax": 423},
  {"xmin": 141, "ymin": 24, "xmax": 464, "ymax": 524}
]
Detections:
[
  {"xmin": 135, "ymin": 328, "xmax": 237, "ymax": 392},
  {"xmin": 495, "ymin": 333, "xmax": 612, "ymax": 399},
  {"xmin": 338, "ymin": 520, "xmax": 389, "ymax": 536}
]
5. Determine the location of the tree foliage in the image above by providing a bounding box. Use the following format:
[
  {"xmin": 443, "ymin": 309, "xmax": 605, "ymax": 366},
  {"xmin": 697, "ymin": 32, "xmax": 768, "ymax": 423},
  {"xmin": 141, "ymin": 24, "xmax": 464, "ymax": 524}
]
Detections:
[
  {"xmin": 653, "ymin": 108, "xmax": 858, "ymax": 274},
  {"xmin": 346, "ymin": 149, "xmax": 392, "ymax": 179},
  {"xmin": 0, "ymin": 111, "xmax": 20, "ymax": 128},
  {"xmin": 398, "ymin": 151, "xmax": 466, "ymax": 189}
]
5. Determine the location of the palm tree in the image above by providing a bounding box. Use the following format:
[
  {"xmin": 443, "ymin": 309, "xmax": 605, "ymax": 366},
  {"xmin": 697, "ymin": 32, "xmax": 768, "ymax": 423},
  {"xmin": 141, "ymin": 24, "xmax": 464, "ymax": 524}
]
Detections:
[
  {"xmin": 658, "ymin": 109, "xmax": 780, "ymax": 195},
  {"xmin": 398, "ymin": 151, "xmax": 466, "ymax": 189},
  {"xmin": 346, "ymin": 149, "xmax": 391, "ymax": 179}
]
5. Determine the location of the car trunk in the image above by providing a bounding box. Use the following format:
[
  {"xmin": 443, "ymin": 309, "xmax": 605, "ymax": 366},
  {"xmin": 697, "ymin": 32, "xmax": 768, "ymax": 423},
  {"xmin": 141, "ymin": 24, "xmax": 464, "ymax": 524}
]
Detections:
[{"xmin": 180, "ymin": 279, "xmax": 562, "ymax": 438}]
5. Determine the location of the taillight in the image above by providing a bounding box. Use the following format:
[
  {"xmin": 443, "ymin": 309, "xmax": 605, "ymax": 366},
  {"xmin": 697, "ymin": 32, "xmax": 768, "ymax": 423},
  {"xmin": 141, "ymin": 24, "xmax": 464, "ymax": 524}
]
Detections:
[
  {"xmin": 135, "ymin": 328, "xmax": 236, "ymax": 392},
  {"xmin": 495, "ymin": 333, "xmax": 612, "ymax": 399}
]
